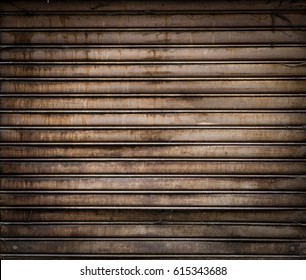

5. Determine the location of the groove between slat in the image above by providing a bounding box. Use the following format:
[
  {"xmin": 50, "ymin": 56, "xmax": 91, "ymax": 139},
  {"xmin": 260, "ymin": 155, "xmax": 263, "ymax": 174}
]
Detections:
[
  {"xmin": 1, "ymin": 94, "xmax": 306, "ymax": 98},
  {"xmin": 1, "ymin": 191, "xmax": 305, "ymax": 194},
  {"xmin": 1, "ymin": 61, "xmax": 291, "ymax": 65},
  {"xmin": 2, "ymin": 77, "xmax": 306, "ymax": 81},
  {"xmin": 3, "ymin": 28, "xmax": 306, "ymax": 31},
  {"xmin": 0, "ymin": 158, "xmax": 305, "ymax": 162},
  {"xmin": 1, "ymin": 126, "xmax": 305, "ymax": 129},
  {"xmin": 0, "ymin": 142, "xmax": 304, "ymax": 145},
  {"xmin": 1, "ymin": 110, "xmax": 305, "ymax": 113},
  {"xmin": 1, "ymin": 61, "xmax": 306, "ymax": 64},
  {"xmin": 2, "ymin": 44, "xmax": 306, "ymax": 48},
  {"xmin": 2, "ymin": 222, "xmax": 303, "ymax": 225},
  {"xmin": 2, "ymin": 174, "xmax": 304, "ymax": 178},
  {"xmin": 0, "ymin": 254, "xmax": 303, "ymax": 259},
  {"xmin": 2, "ymin": 238, "xmax": 305, "ymax": 242},
  {"xmin": 0, "ymin": 10, "xmax": 304, "ymax": 14},
  {"xmin": 1, "ymin": 206, "xmax": 306, "ymax": 210}
]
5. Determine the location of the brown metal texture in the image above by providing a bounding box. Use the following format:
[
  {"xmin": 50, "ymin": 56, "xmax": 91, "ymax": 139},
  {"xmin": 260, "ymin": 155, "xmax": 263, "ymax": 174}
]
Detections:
[{"xmin": 0, "ymin": 0, "xmax": 306, "ymax": 259}]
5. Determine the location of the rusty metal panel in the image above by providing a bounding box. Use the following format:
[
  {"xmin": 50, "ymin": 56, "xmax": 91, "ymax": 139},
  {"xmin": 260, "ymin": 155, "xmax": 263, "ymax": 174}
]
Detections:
[
  {"xmin": 1, "ymin": 96, "xmax": 306, "ymax": 109},
  {"xmin": 1, "ymin": 160, "xmax": 306, "ymax": 174},
  {"xmin": 1, "ymin": 145, "xmax": 306, "ymax": 159},
  {"xmin": 2, "ymin": 80, "xmax": 306, "ymax": 93},
  {"xmin": 2, "ymin": 224, "xmax": 306, "ymax": 239},
  {"xmin": 0, "ymin": 0, "xmax": 305, "ymax": 12},
  {"xmin": 0, "ymin": 0, "xmax": 306, "ymax": 259},
  {"xmin": 1, "ymin": 13, "xmax": 306, "ymax": 28},
  {"xmin": 1, "ymin": 240, "xmax": 306, "ymax": 257},
  {"xmin": 1, "ymin": 128, "xmax": 305, "ymax": 142},
  {"xmin": 1, "ymin": 112, "xmax": 306, "ymax": 125},
  {"xmin": 2, "ymin": 192, "xmax": 306, "ymax": 207},
  {"xmin": 1, "ymin": 47, "xmax": 306, "ymax": 61},
  {"xmin": 1, "ymin": 177, "xmax": 305, "ymax": 191},
  {"xmin": 2, "ymin": 30, "xmax": 306, "ymax": 44},
  {"xmin": 2, "ymin": 209, "xmax": 306, "ymax": 223},
  {"xmin": 2, "ymin": 63, "xmax": 306, "ymax": 77}
]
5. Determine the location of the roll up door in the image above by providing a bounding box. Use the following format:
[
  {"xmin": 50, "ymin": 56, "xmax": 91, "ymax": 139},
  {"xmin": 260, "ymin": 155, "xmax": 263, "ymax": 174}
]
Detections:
[{"xmin": 0, "ymin": 0, "xmax": 306, "ymax": 259}]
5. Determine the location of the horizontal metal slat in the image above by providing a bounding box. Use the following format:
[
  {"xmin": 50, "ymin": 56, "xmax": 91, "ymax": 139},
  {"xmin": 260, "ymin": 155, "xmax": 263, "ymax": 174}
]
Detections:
[
  {"xmin": 1, "ymin": 240, "xmax": 305, "ymax": 255},
  {"xmin": 0, "ymin": 160, "xmax": 305, "ymax": 174},
  {"xmin": 2, "ymin": 224, "xmax": 305, "ymax": 238},
  {"xmin": 1, "ymin": 96, "xmax": 306, "ymax": 109},
  {"xmin": 2, "ymin": 209, "xmax": 305, "ymax": 223},
  {"xmin": 1, "ymin": 129, "xmax": 305, "ymax": 142},
  {"xmin": 3, "ymin": 175, "xmax": 306, "ymax": 190},
  {"xmin": 1, "ymin": 30, "xmax": 306, "ymax": 45},
  {"xmin": 1, "ymin": 63, "xmax": 306, "ymax": 77},
  {"xmin": 1, "ymin": 80, "xmax": 306, "ymax": 93},
  {"xmin": 0, "ymin": 112, "xmax": 305, "ymax": 126},
  {"xmin": 1, "ymin": 177, "xmax": 305, "ymax": 191},
  {"xmin": 1, "ymin": 145, "xmax": 305, "ymax": 159},
  {"xmin": 0, "ymin": 0, "xmax": 304, "ymax": 12},
  {"xmin": 1, "ymin": 13, "xmax": 305, "ymax": 28},
  {"xmin": 1, "ymin": 47, "xmax": 306, "ymax": 61},
  {"xmin": 1, "ymin": 193, "xmax": 306, "ymax": 206}
]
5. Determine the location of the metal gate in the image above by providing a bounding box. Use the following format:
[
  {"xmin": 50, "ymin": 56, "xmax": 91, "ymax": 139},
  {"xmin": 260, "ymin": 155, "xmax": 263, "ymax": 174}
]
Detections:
[{"xmin": 0, "ymin": 0, "xmax": 306, "ymax": 258}]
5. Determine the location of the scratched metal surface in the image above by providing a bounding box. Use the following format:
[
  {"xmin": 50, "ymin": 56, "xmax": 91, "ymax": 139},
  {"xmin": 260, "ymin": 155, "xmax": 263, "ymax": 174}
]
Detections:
[{"xmin": 0, "ymin": 0, "xmax": 306, "ymax": 259}]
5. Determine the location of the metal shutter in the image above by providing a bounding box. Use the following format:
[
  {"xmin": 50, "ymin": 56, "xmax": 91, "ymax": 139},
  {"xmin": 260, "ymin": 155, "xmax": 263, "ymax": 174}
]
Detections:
[{"xmin": 0, "ymin": 0, "xmax": 306, "ymax": 259}]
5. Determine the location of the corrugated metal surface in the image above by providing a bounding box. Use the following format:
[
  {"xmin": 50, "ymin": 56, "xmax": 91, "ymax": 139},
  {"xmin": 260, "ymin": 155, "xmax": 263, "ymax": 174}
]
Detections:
[{"xmin": 0, "ymin": 0, "xmax": 306, "ymax": 259}]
